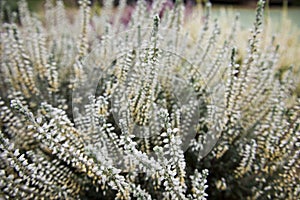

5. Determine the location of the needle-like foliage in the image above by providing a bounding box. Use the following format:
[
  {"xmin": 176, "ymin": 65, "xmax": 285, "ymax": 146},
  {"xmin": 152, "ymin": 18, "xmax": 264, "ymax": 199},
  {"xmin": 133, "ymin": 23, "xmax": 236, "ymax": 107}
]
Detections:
[{"xmin": 0, "ymin": 0, "xmax": 299, "ymax": 199}]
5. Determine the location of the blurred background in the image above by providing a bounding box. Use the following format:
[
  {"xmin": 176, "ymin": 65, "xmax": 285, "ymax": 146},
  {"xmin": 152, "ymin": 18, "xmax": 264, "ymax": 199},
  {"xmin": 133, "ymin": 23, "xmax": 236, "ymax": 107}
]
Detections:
[
  {"xmin": 1, "ymin": 0, "xmax": 300, "ymax": 29},
  {"xmin": 1, "ymin": 0, "xmax": 300, "ymax": 11}
]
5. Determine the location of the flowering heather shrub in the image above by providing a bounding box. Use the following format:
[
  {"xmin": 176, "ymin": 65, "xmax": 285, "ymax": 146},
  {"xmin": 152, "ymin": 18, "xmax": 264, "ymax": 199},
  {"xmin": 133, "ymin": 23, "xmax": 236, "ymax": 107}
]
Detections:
[{"xmin": 0, "ymin": 0, "xmax": 299, "ymax": 199}]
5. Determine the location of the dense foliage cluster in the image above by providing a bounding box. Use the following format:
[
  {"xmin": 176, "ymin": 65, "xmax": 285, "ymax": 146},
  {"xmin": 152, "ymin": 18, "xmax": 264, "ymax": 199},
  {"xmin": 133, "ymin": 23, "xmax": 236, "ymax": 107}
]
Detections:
[{"xmin": 0, "ymin": 0, "xmax": 299, "ymax": 199}]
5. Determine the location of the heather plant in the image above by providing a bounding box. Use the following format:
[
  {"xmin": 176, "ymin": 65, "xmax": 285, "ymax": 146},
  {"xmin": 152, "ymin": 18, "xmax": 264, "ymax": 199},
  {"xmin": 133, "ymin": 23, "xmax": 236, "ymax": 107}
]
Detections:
[{"xmin": 0, "ymin": 0, "xmax": 299, "ymax": 199}]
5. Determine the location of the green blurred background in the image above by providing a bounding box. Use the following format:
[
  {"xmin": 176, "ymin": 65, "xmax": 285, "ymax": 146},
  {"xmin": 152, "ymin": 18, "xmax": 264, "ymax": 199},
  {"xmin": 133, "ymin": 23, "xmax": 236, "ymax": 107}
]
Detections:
[
  {"xmin": 2, "ymin": 0, "xmax": 300, "ymax": 12},
  {"xmin": 2, "ymin": 0, "xmax": 299, "ymax": 29},
  {"xmin": 1, "ymin": 0, "xmax": 300, "ymax": 29}
]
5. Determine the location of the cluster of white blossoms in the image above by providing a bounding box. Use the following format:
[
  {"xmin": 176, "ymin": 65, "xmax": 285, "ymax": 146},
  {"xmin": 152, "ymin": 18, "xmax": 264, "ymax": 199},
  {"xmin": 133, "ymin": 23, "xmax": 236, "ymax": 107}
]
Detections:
[{"xmin": 0, "ymin": 0, "xmax": 299, "ymax": 199}]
